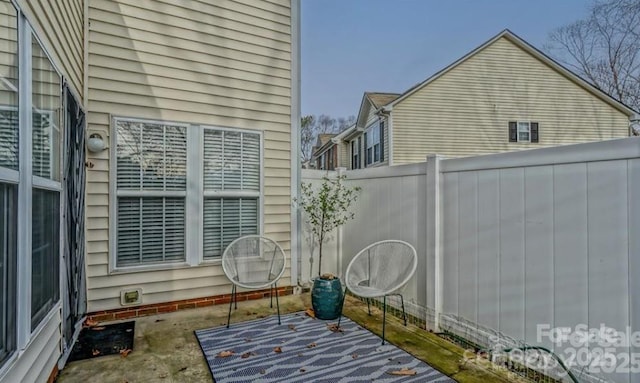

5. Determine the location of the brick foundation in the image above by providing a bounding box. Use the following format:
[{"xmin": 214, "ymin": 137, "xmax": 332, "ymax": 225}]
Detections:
[{"xmin": 87, "ymin": 286, "xmax": 295, "ymax": 323}]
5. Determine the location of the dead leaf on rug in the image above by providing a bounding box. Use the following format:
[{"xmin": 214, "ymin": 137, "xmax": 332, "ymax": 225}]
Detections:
[
  {"xmin": 288, "ymin": 324, "xmax": 297, "ymax": 331},
  {"xmin": 307, "ymin": 342, "xmax": 316, "ymax": 348},
  {"xmin": 241, "ymin": 352, "xmax": 256, "ymax": 359},
  {"xmin": 388, "ymin": 368, "xmax": 417, "ymax": 376},
  {"xmin": 300, "ymin": 368, "xmax": 306, "ymax": 373},
  {"xmin": 273, "ymin": 346, "xmax": 282, "ymax": 353},
  {"xmin": 327, "ymin": 323, "xmax": 343, "ymax": 333},
  {"xmin": 304, "ymin": 308, "xmax": 316, "ymax": 319},
  {"xmin": 216, "ymin": 350, "xmax": 235, "ymax": 358},
  {"xmin": 352, "ymin": 354, "xmax": 358, "ymax": 359},
  {"xmin": 260, "ymin": 369, "xmax": 266, "ymax": 374},
  {"xmin": 119, "ymin": 348, "xmax": 132, "ymax": 358}
]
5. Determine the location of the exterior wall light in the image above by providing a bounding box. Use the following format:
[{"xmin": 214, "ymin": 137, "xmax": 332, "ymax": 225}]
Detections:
[{"xmin": 87, "ymin": 131, "xmax": 107, "ymax": 152}]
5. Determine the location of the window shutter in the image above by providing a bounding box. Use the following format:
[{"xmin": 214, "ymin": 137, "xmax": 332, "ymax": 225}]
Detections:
[
  {"xmin": 358, "ymin": 136, "xmax": 362, "ymax": 169},
  {"xmin": 351, "ymin": 141, "xmax": 355, "ymax": 169},
  {"xmin": 531, "ymin": 122, "xmax": 539, "ymax": 143},
  {"xmin": 379, "ymin": 120, "xmax": 385, "ymax": 161},
  {"xmin": 509, "ymin": 121, "xmax": 517, "ymax": 142}
]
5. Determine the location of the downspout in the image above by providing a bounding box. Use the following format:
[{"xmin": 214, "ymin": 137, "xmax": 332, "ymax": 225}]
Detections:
[{"xmin": 290, "ymin": 0, "xmax": 302, "ymax": 287}]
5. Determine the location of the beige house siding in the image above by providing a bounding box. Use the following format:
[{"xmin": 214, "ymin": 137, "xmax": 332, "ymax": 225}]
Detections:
[
  {"xmin": 391, "ymin": 37, "xmax": 631, "ymax": 164},
  {"xmin": 17, "ymin": 0, "xmax": 83, "ymax": 97},
  {"xmin": 338, "ymin": 140, "xmax": 349, "ymax": 168},
  {"xmin": 1, "ymin": 311, "xmax": 61, "ymax": 383},
  {"xmin": 85, "ymin": 0, "xmax": 293, "ymax": 311}
]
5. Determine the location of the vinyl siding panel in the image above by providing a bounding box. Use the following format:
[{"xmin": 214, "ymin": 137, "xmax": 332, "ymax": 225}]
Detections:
[
  {"xmin": 85, "ymin": 0, "xmax": 293, "ymax": 312},
  {"xmin": 392, "ymin": 37, "xmax": 631, "ymax": 164},
  {"xmin": 338, "ymin": 141, "xmax": 348, "ymax": 168},
  {"xmin": 17, "ymin": 0, "xmax": 83, "ymax": 97},
  {"xmin": 0, "ymin": 312, "xmax": 61, "ymax": 383}
]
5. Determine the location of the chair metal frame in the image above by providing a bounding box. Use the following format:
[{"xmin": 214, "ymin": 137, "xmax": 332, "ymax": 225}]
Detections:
[
  {"xmin": 221, "ymin": 235, "xmax": 287, "ymax": 328},
  {"xmin": 338, "ymin": 239, "xmax": 418, "ymax": 344}
]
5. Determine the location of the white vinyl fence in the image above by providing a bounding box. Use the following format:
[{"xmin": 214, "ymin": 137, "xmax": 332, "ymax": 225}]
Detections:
[{"xmin": 300, "ymin": 137, "xmax": 640, "ymax": 383}]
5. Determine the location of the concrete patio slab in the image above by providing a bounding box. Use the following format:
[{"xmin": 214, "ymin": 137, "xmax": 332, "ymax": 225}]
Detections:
[{"xmin": 57, "ymin": 294, "xmax": 525, "ymax": 383}]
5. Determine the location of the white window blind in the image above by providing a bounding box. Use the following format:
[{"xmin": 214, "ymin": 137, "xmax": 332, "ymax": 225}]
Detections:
[
  {"xmin": 203, "ymin": 130, "xmax": 260, "ymax": 191},
  {"xmin": 32, "ymin": 111, "xmax": 58, "ymax": 180},
  {"xmin": 0, "ymin": 110, "xmax": 18, "ymax": 171},
  {"xmin": 117, "ymin": 197, "xmax": 185, "ymax": 266},
  {"xmin": 203, "ymin": 198, "xmax": 258, "ymax": 259},
  {"xmin": 203, "ymin": 129, "xmax": 260, "ymax": 260},
  {"xmin": 115, "ymin": 120, "xmax": 187, "ymax": 267}
]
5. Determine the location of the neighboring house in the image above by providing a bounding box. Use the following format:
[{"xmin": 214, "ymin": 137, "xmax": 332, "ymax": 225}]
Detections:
[
  {"xmin": 341, "ymin": 30, "xmax": 636, "ymax": 169},
  {"xmin": 0, "ymin": 1, "xmax": 300, "ymax": 382},
  {"xmin": 340, "ymin": 93, "xmax": 399, "ymax": 169},
  {"xmin": 311, "ymin": 133, "xmax": 337, "ymax": 170},
  {"xmin": 310, "ymin": 124, "xmax": 359, "ymax": 170}
]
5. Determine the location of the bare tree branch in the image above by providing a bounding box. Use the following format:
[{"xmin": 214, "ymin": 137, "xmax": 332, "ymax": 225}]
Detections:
[
  {"xmin": 546, "ymin": 0, "xmax": 640, "ymax": 112},
  {"xmin": 300, "ymin": 114, "xmax": 356, "ymax": 163}
]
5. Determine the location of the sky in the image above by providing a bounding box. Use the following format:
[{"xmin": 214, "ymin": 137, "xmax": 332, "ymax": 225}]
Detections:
[{"xmin": 301, "ymin": 0, "xmax": 592, "ymax": 119}]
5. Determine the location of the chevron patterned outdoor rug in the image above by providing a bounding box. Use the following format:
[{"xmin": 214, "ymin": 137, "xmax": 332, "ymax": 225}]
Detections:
[{"xmin": 195, "ymin": 312, "xmax": 453, "ymax": 383}]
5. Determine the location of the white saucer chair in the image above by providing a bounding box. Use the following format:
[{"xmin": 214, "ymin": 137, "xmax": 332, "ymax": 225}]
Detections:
[
  {"xmin": 338, "ymin": 240, "xmax": 418, "ymax": 344},
  {"xmin": 221, "ymin": 235, "xmax": 286, "ymax": 328}
]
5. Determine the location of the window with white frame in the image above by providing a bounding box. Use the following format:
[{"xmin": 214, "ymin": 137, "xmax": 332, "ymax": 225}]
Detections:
[
  {"xmin": 509, "ymin": 121, "xmax": 539, "ymax": 143},
  {"xmin": 115, "ymin": 119, "xmax": 188, "ymax": 267},
  {"xmin": 365, "ymin": 121, "xmax": 380, "ymax": 166},
  {"xmin": 203, "ymin": 129, "xmax": 260, "ymax": 259},
  {"xmin": 517, "ymin": 121, "xmax": 530, "ymax": 142},
  {"xmin": 113, "ymin": 119, "xmax": 262, "ymax": 267}
]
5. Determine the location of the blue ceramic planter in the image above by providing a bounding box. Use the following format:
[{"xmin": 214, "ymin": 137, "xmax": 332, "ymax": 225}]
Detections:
[{"xmin": 311, "ymin": 277, "xmax": 344, "ymax": 320}]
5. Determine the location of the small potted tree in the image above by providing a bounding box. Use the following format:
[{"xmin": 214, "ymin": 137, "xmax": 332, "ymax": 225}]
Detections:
[{"xmin": 297, "ymin": 173, "xmax": 360, "ymax": 319}]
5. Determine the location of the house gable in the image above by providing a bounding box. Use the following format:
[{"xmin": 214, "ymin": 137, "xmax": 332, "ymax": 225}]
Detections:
[
  {"xmin": 389, "ymin": 30, "xmax": 635, "ymax": 116},
  {"xmin": 390, "ymin": 33, "xmax": 634, "ymax": 164}
]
